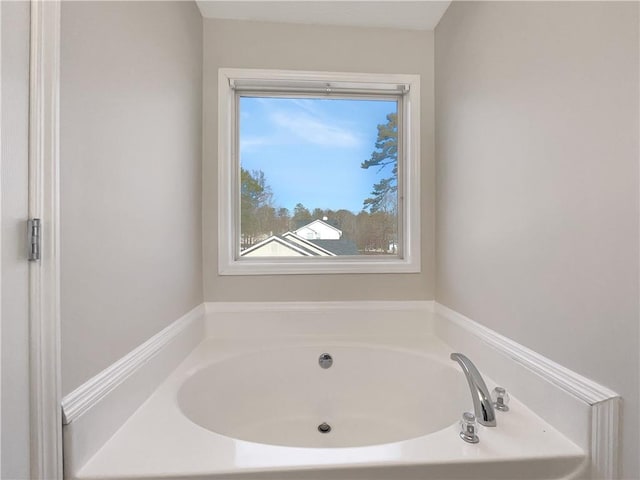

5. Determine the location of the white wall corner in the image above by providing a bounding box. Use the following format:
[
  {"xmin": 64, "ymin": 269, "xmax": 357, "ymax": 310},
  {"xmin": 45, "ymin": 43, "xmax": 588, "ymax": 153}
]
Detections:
[
  {"xmin": 62, "ymin": 304, "xmax": 205, "ymax": 478},
  {"xmin": 432, "ymin": 302, "xmax": 620, "ymax": 480}
]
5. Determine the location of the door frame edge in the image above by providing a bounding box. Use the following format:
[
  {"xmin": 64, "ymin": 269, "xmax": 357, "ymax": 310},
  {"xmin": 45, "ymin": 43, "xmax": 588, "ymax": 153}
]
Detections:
[{"xmin": 28, "ymin": 1, "xmax": 62, "ymax": 478}]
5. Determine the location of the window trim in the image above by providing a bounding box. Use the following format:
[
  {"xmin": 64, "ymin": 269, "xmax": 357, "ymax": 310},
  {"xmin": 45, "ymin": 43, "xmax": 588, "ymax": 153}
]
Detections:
[{"xmin": 218, "ymin": 68, "xmax": 421, "ymax": 275}]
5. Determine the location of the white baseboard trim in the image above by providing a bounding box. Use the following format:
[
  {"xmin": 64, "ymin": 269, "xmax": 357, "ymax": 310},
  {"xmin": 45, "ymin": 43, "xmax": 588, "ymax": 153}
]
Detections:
[
  {"xmin": 434, "ymin": 302, "xmax": 620, "ymax": 480},
  {"xmin": 62, "ymin": 304, "xmax": 205, "ymax": 478}
]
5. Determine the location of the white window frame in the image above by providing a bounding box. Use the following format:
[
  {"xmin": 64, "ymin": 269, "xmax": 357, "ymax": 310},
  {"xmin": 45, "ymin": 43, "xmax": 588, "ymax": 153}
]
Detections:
[{"xmin": 218, "ymin": 68, "xmax": 421, "ymax": 275}]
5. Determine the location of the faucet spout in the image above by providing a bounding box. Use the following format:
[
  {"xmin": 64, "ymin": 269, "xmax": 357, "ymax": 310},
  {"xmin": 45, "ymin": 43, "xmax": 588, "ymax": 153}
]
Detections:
[{"xmin": 450, "ymin": 353, "xmax": 496, "ymax": 427}]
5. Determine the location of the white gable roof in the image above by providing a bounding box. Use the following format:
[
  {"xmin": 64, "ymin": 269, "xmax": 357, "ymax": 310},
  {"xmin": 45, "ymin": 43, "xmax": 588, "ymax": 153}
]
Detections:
[
  {"xmin": 294, "ymin": 219, "xmax": 342, "ymax": 240},
  {"xmin": 241, "ymin": 236, "xmax": 312, "ymax": 257},
  {"xmin": 282, "ymin": 232, "xmax": 336, "ymax": 256}
]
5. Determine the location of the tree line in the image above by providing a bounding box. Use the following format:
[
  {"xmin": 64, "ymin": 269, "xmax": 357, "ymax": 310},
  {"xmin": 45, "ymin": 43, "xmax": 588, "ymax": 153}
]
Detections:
[{"xmin": 240, "ymin": 192, "xmax": 397, "ymax": 253}]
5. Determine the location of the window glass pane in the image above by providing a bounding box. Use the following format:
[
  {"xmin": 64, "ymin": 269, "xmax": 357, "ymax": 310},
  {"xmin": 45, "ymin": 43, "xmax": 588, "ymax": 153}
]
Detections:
[{"xmin": 239, "ymin": 96, "xmax": 399, "ymax": 258}]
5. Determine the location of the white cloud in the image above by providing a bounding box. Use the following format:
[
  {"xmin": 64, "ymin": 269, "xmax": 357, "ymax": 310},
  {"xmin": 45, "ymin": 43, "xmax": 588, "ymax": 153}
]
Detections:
[
  {"xmin": 288, "ymin": 99, "xmax": 322, "ymax": 116},
  {"xmin": 239, "ymin": 135, "xmax": 272, "ymax": 151},
  {"xmin": 270, "ymin": 110, "xmax": 361, "ymax": 148}
]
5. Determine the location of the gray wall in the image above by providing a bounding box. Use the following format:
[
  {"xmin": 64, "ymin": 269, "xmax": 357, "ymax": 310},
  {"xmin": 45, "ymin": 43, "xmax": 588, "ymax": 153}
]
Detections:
[
  {"xmin": 1, "ymin": 2, "xmax": 31, "ymax": 477},
  {"xmin": 203, "ymin": 18, "xmax": 434, "ymax": 301},
  {"xmin": 434, "ymin": 2, "xmax": 639, "ymax": 478},
  {"xmin": 60, "ymin": 1, "xmax": 203, "ymax": 395}
]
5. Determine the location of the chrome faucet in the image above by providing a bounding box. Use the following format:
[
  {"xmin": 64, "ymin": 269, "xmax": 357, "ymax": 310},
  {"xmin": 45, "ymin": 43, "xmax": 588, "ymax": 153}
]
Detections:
[{"xmin": 450, "ymin": 353, "xmax": 496, "ymax": 427}]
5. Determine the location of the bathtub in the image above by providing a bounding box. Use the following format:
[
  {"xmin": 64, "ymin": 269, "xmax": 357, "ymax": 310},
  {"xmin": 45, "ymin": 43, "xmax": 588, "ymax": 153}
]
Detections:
[
  {"xmin": 178, "ymin": 345, "xmax": 471, "ymax": 449},
  {"xmin": 75, "ymin": 336, "xmax": 586, "ymax": 480}
]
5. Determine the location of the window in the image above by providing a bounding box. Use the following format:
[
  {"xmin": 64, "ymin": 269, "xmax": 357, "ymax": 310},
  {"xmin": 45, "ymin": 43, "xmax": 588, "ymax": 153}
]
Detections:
[{"xmin": 218, "ymin": 68, "xmax": 420, "ymax": 275}]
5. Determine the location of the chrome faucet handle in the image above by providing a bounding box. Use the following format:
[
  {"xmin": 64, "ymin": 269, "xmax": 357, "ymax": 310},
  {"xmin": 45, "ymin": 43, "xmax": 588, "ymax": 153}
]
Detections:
[
  {"xmin": 492, "ymin": 387, "xmax": 510, "ymax": 412},
  {"xmin": 459, "ymin": 412, "xmax": 479, "ymax": 443}
]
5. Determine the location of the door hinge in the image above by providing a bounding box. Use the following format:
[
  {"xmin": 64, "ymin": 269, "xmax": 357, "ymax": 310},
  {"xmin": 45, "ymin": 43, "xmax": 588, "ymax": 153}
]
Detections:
[{"xmin": 28, "ymin": 218, "xmax": 41, "ymax": 262}]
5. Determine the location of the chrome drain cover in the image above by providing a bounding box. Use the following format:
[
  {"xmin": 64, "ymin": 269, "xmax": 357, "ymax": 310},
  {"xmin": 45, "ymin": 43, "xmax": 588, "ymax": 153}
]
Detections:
[
  {"xmin": 318, "ymin": 422, "xmax": 331, "ymax": 434},
  {"xmin": 318, "ymin": 353, "xmax": 333, "ymax": 369}
]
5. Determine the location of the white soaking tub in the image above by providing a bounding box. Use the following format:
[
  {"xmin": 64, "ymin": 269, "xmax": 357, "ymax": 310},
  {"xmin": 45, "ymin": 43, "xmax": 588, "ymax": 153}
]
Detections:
[
  {"xmin": 75, "ymin": 336, "xmax": 586, "ymax": 480},
  {"xmin": 178, "ymin": 346, "xmax": 470, "ymax": 448}
]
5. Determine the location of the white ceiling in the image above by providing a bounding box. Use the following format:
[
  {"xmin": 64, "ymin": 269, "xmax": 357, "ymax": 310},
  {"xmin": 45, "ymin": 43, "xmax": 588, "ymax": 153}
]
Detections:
[{"xmin": 196, "ymin": 1, "xmax": 452, "ymax": 31}]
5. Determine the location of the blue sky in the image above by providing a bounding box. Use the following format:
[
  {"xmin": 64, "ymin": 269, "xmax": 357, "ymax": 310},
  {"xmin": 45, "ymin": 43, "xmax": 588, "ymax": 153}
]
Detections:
[{"xmin": 239, "ymin": 96, "xmax": 397, "ymax": 213}]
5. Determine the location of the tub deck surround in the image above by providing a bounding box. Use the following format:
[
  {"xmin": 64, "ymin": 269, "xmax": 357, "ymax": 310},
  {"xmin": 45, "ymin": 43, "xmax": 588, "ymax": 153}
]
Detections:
[
  {"xmin": 62, "ymin": 301, "xmax": 619, "ymax": 479},
  {"xmin": 75, "ymin": 336, "xmax": 585, "ymax": 480}
]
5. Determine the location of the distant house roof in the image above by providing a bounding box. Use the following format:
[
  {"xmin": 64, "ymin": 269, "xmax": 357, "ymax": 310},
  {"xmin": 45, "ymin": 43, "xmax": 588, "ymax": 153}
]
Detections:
[
  {"xmin": 294, "ymin": 219, "xmax": 342, "ymax": 239},
  {"xmin": 282, "ymin": 232, "xmax": 337, "ymax": 256},
  {"xmin": 241, "ymin": 235, "xmax": 320, "ymax": 257},
  {"xmin": 240, "ymin": 219, "xmax": 359, "ymax": 257},
  {"xmin": 309, "ymin": 239, "xmax": 359, "ymax": 256}
]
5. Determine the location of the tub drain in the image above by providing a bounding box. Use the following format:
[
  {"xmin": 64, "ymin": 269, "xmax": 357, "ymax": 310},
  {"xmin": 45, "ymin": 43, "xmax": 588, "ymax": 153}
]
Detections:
[{"xmin": 318, "ymin": 422, "xmax": 332, "ymax": 434}]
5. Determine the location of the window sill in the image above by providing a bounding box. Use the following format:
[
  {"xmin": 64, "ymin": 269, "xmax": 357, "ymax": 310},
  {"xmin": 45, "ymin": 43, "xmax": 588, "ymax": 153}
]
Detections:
[{"xmin": 218, "ymin": 256, "xmax": 421, "ymax": 275}]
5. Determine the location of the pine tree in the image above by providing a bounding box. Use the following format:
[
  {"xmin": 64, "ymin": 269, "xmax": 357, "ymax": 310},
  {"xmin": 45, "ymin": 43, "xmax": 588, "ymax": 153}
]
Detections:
[{"xmin": 361, "ymin": 112, "xmax": 398, "ymax": 214}]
